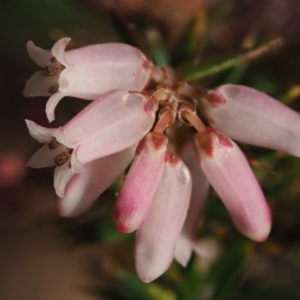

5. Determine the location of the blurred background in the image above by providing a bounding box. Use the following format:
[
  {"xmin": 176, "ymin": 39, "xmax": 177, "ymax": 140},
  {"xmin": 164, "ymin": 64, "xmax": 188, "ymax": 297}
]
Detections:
[{"xmin": 1, "ymin": 0, "xmax": 300, "ymax": 299}]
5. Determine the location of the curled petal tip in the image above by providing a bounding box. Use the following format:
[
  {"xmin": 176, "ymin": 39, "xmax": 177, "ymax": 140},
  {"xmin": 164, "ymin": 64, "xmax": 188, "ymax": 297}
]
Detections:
[
  {"xmin": 46, "ymin": 92, "xmax": 65, "ymax": 122},
  {"xmin": 25, "ymin": 119, "xmax": 53, "ymax": 143},
  {"xmin": 26, "ymin": 40, "xmax": 54, "ymax": 68},
  {"xmin": 51, "ymin": 38, "xmax": 71, "ymax": 66},
  {"xmin": 54, "ymin": 165, "xmax": 74, "ymax": 198}
]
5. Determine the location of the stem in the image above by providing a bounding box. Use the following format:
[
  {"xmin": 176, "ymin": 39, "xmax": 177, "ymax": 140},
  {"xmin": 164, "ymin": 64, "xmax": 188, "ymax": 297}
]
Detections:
[{"xmin": 177, "ymin": 36, "xmax": 284, "ymax": 82}]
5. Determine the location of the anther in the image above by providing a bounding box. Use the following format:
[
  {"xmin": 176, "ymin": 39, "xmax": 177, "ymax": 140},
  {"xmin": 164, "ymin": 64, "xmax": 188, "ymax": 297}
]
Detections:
[
  {"xmin": 55, "ymin": 152, "xmax": 69, "ymax": 166},
  {"xmin": 43, "ymin": 66, "xmax": 61, "ymax": 77},
  {"xmin": 48, "ymin": 137, "xmax": 61, "ymax": 150}
]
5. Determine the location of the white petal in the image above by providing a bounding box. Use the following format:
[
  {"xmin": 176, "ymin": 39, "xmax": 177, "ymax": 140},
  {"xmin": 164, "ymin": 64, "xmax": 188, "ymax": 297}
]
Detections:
[
  {"xmin": 23, "ymin": 71, "xmax": 57, "ymax": 97},
  {"xmin": 26, "ymin": 41, "xmax": 54, "ymax": 67},
  {"xmin": 58, "ymin": 147, "xmax": 135, "ymax": 217},
  {"xmin": 45, "ymin": 91, "xmax": 66, "ymax": 122},
  {"xmin": 174, "ymin": 235, "xmax": 193, "ymax": 267},
  {"xmin": 54, "ymin": 164, "xmax": 74, "ymax": 198},
  {"xmin": 25, "ymin": 120, "xmax": 54, "ymax": 142},
  {"xmin": 51, "ymin": 38, "xmax": 71, "ymax": 66},
  {"xmin": 27, "ymin": 143, "xmax": 62, "ymax": 168},
  {"xmin": 70, "ymin": 150, "xmax": 85, "ymax": 173}
]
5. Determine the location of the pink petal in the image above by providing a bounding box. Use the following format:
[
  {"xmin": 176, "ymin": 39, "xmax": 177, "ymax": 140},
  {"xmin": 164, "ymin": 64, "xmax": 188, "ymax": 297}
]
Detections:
[
  {"xmin": 174, "ymin": 142, "xmax": 209, "ymax": 267},
  {"xmin": 62, "ymin": 90, "xmax": 156, "ymax": 164},
  {"xmin": 26, "ymin": 41, "xmax": 55, "ymax": 67},
  {"xmin": 25, "ymin": 120, "xmax": 55, "ymax": 142},
  {"xmin": 115, "ymin": 133, "xmax": 167, "ymax": 233},
  {"xmin": 45, "ymin": 91, "xmax": 67, "ymax": 122},
  {"xmin": 23, "ymin": 71, "xmax": 57, "ymax": 97},
  {"xmin": 58, "ymin": 147, "xmax": 135, "ymax": 217},
  {"xmin": 135, "ymin": 159, "xmax": 192, "ymax": 283},
  {"xmin": 196, "ymin": 130, "xmax": 272, "ymax": 242},
  {"xmin": 206, "ymin": 84, "xmax": 300, "ymax": 156},
  {"xmin": 51, "ymin": 38, "xmax": 71, "ymax": 66},
  {"xmin": 59, "ymin": 43, "xmax": 151, "ymax": 98}
]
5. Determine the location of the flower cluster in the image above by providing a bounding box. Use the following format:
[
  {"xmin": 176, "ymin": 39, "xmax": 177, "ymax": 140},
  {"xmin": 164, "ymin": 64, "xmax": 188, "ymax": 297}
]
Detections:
[{"xmin": 24, "ymin": 38, "xmax": 300, "ymax": 282}]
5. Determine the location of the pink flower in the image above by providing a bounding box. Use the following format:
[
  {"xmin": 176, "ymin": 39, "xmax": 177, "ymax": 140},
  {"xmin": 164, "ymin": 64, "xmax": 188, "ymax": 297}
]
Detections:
[
  {"xmin": 114, "ymin": 132, "xmax": 168, "ymax": 233},
  {"xmin": 135, "ymin": 158, "xmax": 192, "ymax": 282},
  {"xmin": 24, "ymin": 38, "xmax": 153, "ymax": 121},
  {"xmin": 174, "ymin": 142, "xmax": 209, "ymax": 267},
  {"xmin": 26, "ymin": 89, "xmax": 156, "ymax": 198},
  {"xmin": 58, "ymin": 147, "xmax": 135, "ymax": 217},
  {"xmin": 204, "ymin": 84, "xmax": 300, "ymax": 156},
  {"xmin": 195, "ymin": 128, "xmax": 272, "ymax": 242},
  {"xmin": 24, "ymin": 61, "xmax": 300, "ymax": 283}
]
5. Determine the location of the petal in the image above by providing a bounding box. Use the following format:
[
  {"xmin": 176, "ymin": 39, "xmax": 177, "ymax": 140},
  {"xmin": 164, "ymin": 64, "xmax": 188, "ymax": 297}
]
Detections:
[
  {"xmin": 57, "ymin": 147, "xmax": 135, "ymax": 217},
  {"xmin": 51, "ymin": 37, "xmax": 71, "ymax": 66},
  {"xmin": 45, "ymin": 91, "xmax": 67, "ymax": 122},
  {"xmin": 115, "ymin": 133, "xmax": 167, "ymax": 233},
  {"xmin": 196, "ymin": 130, "xmax": 272, "ymax": 242},
  {"xmin": 70, "ymin": 150, "xmax": 85, "ymax": 174},
  {"xmin": 135, "ymin": 159, "xmax": 192, "ymax": 283},
  {"xmin": 25, "ymin": 120, "xmax": 55, "ymax": 142},
  {"xmin": 206, "ymin": 84, "xmax": 300, "ymax": 156},
  {"xmin": 27, "ymin": 143, "xmax": 62, "ymax": 168},
  {"xmin": 54, "ymin": 163, "xmax": 74, "ymax": 198},
  {"xmin": 174, "ymin": 142, "xmax": 209, "ymax": 267},
  {"xmin": 26, "ymin": 41, "xmax": 55, "ymax": 67},
  {"xmin": 59, "ymin": 43, "xmax": 151, "ymax": 98},
  {"xmin": 23, "ymin": 71, "xmax": 57, "ymax": 97},
  {"xmin": 62, "ymin": 90, "xmax": 156, "ymax": 164},
  {"xmin": 174, "ymin": 235, "xmax": 194, "ymax": 267}
]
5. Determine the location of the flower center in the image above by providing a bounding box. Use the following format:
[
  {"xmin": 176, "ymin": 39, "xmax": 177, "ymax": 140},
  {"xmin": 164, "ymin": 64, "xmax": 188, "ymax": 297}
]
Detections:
[
  {"xmin": 48, "ymin": 138, "xmax": 73, "ymax": 168},
  {"xmin": 43, "ymin": 57, "xmax": 66, "ymax": 94},
  {"xmin": 54, "ymin": 148, "xmax": 73, "ymax": 168},
  {"xmin": 43, "ymin": 57, "xmax": 65, "ymax": 77},
  {"xmin": 48, "ymin": 137, "xmax": 61, "ymax": 149}
]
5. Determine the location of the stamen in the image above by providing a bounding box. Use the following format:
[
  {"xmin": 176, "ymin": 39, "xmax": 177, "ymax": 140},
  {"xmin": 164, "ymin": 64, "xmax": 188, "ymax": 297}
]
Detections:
[
  {"xmin": 154, "ymin": 107, "xmax": 176, "ymax": 133},
  {"xmin": 43, "ymin": 66, "xmax": 61, "ymax": 77},
  {"xmin": 48, "ymin": 137, "xmax": 61, "ymax": 150},
  {"xmin": 181, "ymin": 111, "xmax": 205, "ymax": 132},
  {"xmin": 55, "ymin": 152, "xmax": 70, "ymax": 166}
]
